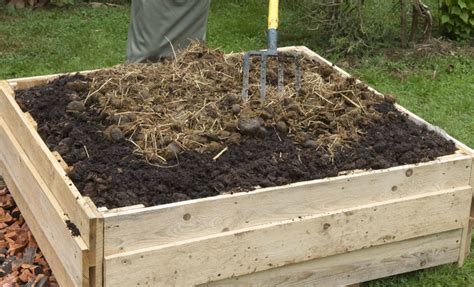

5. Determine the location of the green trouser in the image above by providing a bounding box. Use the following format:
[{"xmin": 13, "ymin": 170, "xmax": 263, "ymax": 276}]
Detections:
[{"xmin": 127, "ymin": 0, "xmax": 211, "ymax": 63}]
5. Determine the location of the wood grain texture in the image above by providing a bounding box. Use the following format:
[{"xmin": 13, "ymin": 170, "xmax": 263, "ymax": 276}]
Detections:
[
  {"xmin": 0, "ymin": 119, "xmax": 88, "ymax": 286},
  {"xmin": 103, "ymin": 155, "xmax": 471, "ymax": 256},
  {"xmin": 84, "ymin": 197, "xmax": 104, "ymax": 287},
  {"xmin": 7, "ymin": 69, "xmax": 98, "ymax": 90},
  {"xmin": 203, "ymin": 229, "xmax": 462, "ymax": 287},
  {"xmin": 104, "ymin": 187, "xmax": 471, "ymax": 287},
  {"xmin": 460, "ymin": 157, "xmax": 474, "ymax": 265},
  {"xmin": 0, "ymin": 81, "xmax": 96, "ymax": 248},
  {"xmin": 23, "ymin": 112, "xmax": 38, "ymax": 130}
]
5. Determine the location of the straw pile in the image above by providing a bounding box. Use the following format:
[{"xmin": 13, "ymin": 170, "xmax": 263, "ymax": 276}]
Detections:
[{"xmin": 85, "ymin": 43, "xmax": 385, "ymax": 163}]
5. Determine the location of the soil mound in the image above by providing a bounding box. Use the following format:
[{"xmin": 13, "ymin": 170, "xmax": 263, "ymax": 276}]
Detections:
[{"xmin": 15, "ymin": 45, "xmax": 455, "ymax": 208}]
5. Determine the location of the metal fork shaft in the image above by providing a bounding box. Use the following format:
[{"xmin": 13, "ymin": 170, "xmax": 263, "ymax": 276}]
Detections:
[
  {"xmin": 260, "ymin": 54, "xmax": 267, "ymax": 101},
  {"xmin": 242, "ymin": 53, "xmax": 251, "ymax": 102}
]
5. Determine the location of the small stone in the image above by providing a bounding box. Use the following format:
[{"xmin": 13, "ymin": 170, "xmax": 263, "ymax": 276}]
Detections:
[
  {"xmin": 206, "ymin": 134, "xmax": 220, "ymax": 142},
  {"xmin": 225, "ymin": 94, "xmax": 240, "ymax": 104},
  {"xmin": 56, "ymin": 143, "xmax": 70, "ymax": 155},
  {"xmin": 227, "ymin": 133, "xmax": 241, "ymax": 145},
  {"xmin": 387, "ymin": 111, "xmax": 397, "ymax": 120},
  {"xmin": 163, "ymin": 142, "xmax": 180, "ymax": 161},
  {"xmin": 110, "ymin": 97, "xmax": 122, "ymax": 108},
  {"xmin": 168, "ymin": 142, "xmax": 180, "ymax": 153},
  {"xmin": 218, "ymin": 130, "xmax": 231, "ymax": 138},
  {"xmin": 237, "ymin": 118, "xmax": 261, "ymax": 135},
  {"xmin": 320, "ymin": 154, "xmax": 330, "ymax": 162},
  {"xmin": 160, "ymin": 136, "xmax": 173, "ymax": 146},
  {"xmin": 66, "ymin": 101, "xmax": 85, "ymax": 112},
  {"xmin": 231, "ymin": 104, "xmax": 241, "ymax": 115},
  {"xmin": 303, "ymin": 139, "xmax": 316, "ymax": 148},
  {"xmin": 171, "ymin": 120, "xmax": 182, "ymax": 132},
  {"xmin": 110, "ymin": 128, "xmax": 124, "ymax": 141},
  {"xmin": 224, "ymin": 120, "xmax": 237, "ymax": 132},
  {"xmin": 86, "ymin": 93, "xmax": 99, "ymax": 104},
  {"xmin": 153, "ymin": 105, "xmax": 163, "ymax": 113},
  {"xmin": 67, "ymin": 92, "xmax": 80, "ymax": 102},
  {"xmin": 65, "ymin": 80, "xmax": 88, "ymax": 92},
  {"xmin": 74, "ymin": 147, "xmax": 87, "ymax": 160},
  {"xmin": 189, "ymin": 134, "xmax": 208, "ymax": 144},
  {"xmin": 260, "ymin": 110, "xmax": 273, "ymax": 120},
  {"xmin": 127, "ymin": 113, "xmax": 137, "ymax": 122},
  {"xmin": 298, "ymin": 132, "xmax": 310, "ymax": 142},
  {"xmin": 257, "ymin": 126, "xmax": 268, "ymax": 138},
  {"xmin": 119, "ymin": 115, "xmax": 131, "ymax": 124},
  {"xmin": 207, "ymin": 142, "xmax": 222, "ymax": 153},
  {"xmin": 275, "ymin": 121, "xmax": 289, "ymax": 135},
  {"xmin": 107, "ymin": 115, "xmax": 121, "ymax": 124},
  {"xmin": 286, "ymin": 111, "xmax": 298, "ymax": 119}
]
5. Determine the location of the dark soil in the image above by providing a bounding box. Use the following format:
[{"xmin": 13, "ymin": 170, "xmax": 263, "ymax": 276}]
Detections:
[
  {"xmin": 15, "ymin": 74, "xmax": 455, "ymax": 209},
  {"xmin": 65, "ymin": 220, "xmax": 80, "ymax": 237}
]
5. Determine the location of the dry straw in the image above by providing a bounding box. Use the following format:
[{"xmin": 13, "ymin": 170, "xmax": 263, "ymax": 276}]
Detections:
[{"xmin": 87, "ymin": 43, "xmax": 383, "ymax": 163}]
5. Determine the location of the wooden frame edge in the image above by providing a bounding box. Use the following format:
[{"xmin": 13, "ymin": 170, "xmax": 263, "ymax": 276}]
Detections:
[{"xmin": 0, "ymin": 80, "xmax": 98, "ymax": 248}]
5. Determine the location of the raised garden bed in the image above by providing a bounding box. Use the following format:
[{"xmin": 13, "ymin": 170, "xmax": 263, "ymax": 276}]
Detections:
[{"xmin": 0, "ymin": 46, "xmax": 473, "ymax": 287}]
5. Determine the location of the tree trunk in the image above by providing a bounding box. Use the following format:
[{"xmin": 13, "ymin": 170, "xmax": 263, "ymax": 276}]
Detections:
[{"xmin": 400, "ymin": 0, "xmax": 408, "ymax": 47}]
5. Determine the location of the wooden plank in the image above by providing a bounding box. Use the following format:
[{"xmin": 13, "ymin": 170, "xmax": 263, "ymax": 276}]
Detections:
[
  {"xmin": 84, "ymin": 197, "xmax": 104, "ymax": 287},
  {"xmin": 203, "ymin": 229, "xmax": 462, "ymax": 287},
  {"xmin": 459, "ymin": 159, "xmax": 474, "ymax": 265},
  {"xmin": 7, "ymin": 69, "xmax": 99, "ymax": 90},
  {"xmin": 23, "ymin": 112, "xmax": 38, "ymax": 130},
  {"xmin": 0, "ymin": 119, "xmax": 88, "ymax": 286},
  {"xmin": 0, "ymin": 81, "xmax": 95, "ymax": 248},
  {"xmin": 103, "ymin": 155, "xmax": 471, "ymax": 256},
  {"xmin": 101, "ymin": 204, "xmax": 145, "ymax": 215},
  {"xmin": 104, "ymin": 187, "xmax": 471, "ymax": 287},
  {"xmin": 52, "ymin": 151, "xmax": 72, "ymax": 173}
]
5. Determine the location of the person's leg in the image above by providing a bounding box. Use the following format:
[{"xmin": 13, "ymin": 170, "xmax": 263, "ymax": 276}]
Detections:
[
  {"xmin": 126, "ymin": 0, "xmax": 211, "ymax": 63},
  {"xmin": 126, "ymin": 0, "xmax": 146, "ymax": 63}
]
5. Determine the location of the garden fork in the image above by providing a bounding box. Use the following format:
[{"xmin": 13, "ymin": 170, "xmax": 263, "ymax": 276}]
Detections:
[{"xmin": 242, "ymin": 0, "xmax": 302, "ymax": 102}]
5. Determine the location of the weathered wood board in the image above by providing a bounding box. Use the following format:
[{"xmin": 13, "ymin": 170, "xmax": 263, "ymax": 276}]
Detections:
[
  {"xmin": 103, "ymin": 187, "xmax": 471, "ymax": 286},
  {"xmin": 203, "ymin": 229, "xmax": 462, "ymax": 286},
  {"xmin": 0, "ymin": 119, "xmax": 89, "ymax": 286}
]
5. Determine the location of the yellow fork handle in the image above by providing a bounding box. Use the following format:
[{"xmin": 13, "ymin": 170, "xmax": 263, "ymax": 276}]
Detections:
[{"xmin": 268, "ymin": 0, "xmax": 279, "ymax": 30}]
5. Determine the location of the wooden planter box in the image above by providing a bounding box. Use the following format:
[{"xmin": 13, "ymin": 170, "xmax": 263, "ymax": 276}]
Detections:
[{"xmin": 0, "ymin": 47, "xmax": 473, "ymax": 287}]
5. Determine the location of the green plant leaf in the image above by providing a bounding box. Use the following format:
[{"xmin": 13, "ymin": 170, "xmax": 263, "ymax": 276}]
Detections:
[
  {"xmin": 458, "ymin": 0, "xmax": 467, "ymax": 9},
  {"xmin": 470, "ymin": 18, "xmax": 474, "ymax": 26},
  {"xmin": 441, "ymin": 14, "xmax": 451, "ymax": 24},
  {"xmin": 451, "ymin": 6, "xmax": 461, "ymax": 15},
  {"xmin": 460, "ymin": 11, "xmax": 469, "ymax": 23}
]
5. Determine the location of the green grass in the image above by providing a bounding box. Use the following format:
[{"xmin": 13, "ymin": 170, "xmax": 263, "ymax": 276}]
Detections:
[
  {"xmin": 0, "ymin": 1, "xmax": 473, "ymax": 285},
  {"xmin": 0, "ymin": 5, "xmax": 129, "ymax": 79}
]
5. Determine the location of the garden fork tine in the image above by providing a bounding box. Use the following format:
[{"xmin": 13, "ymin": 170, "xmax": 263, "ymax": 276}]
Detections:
[{"xmin": 242, "ymin": 0, "xmax": 301, "ymax": 102}]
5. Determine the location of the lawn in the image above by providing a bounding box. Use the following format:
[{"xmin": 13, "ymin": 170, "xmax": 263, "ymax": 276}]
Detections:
[{"xmin": 0, "ymin": 0, "xmax": 473, "ymax": 285}]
